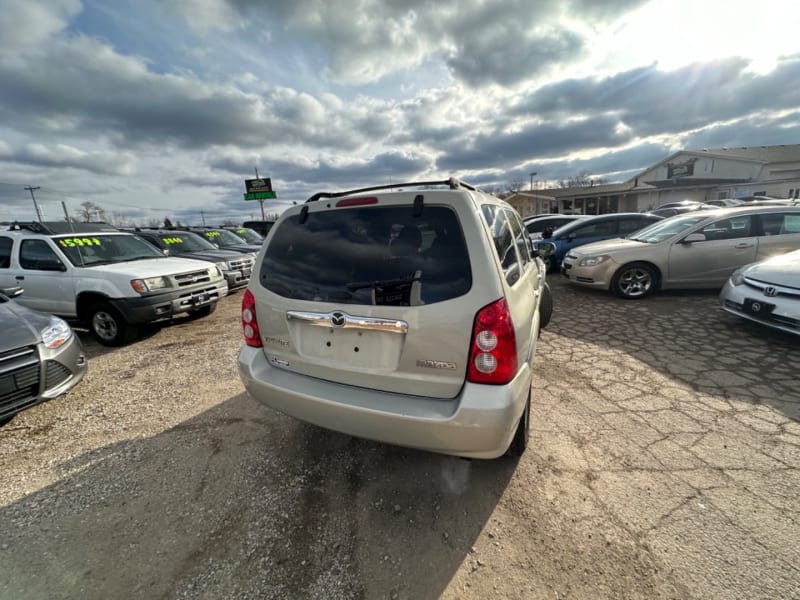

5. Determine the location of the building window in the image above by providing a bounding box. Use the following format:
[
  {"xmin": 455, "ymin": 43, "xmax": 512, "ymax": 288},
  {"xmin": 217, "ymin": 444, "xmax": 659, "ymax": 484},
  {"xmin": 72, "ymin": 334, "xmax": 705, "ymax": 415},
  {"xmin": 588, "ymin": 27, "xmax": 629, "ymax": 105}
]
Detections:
[{"xmin": 718, "ymin": 191, "xmax": 729, "ymax": 200}]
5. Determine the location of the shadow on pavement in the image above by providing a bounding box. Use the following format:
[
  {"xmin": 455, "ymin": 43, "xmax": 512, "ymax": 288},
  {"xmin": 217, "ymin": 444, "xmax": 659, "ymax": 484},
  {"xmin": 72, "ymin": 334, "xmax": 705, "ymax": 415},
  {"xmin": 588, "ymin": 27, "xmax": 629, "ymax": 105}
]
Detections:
[{"xmin": 0, "ymin": 391, "xmax": 515, "ymax": 599}]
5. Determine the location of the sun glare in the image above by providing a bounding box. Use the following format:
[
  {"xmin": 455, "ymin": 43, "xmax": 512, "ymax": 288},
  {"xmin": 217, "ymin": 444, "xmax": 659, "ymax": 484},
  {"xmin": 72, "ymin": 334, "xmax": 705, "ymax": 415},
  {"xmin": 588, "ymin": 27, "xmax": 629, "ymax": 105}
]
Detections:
[{"xmin": 599, "ymin": 0, "xmax": 799, "ymax": 75}]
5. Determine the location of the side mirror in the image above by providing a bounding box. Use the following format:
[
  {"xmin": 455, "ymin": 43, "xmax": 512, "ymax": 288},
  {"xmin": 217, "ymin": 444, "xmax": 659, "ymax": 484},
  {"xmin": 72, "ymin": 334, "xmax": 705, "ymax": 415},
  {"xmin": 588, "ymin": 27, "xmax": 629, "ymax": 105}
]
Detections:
[
  {"xmin": 162, "ymin": 249, "xmax": 170, "ymax": 256},
  {"xmin": 681, "ymin": 233, "xmax": 706, "ymax": 243}
]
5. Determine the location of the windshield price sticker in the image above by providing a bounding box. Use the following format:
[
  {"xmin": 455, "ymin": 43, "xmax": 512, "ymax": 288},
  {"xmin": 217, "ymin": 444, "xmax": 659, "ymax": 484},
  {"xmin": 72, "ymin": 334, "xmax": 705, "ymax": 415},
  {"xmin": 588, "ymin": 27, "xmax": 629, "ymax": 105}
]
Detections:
[
  {"xmin": 162, "ymin": 237, "xmax": 183, "ymax": 244},
  {"xmin": 59, "ymin": 237, "xmax": 101, "ymax": 248},
  {"xmin": 205, "ymin": 231, "xmax": 221, "ymax": 237}
]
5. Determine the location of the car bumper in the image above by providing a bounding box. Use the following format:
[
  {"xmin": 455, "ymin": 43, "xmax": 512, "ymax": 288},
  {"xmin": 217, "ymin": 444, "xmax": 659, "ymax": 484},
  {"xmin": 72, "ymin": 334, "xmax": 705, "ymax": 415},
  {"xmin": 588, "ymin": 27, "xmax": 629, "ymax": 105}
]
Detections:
[
  {"xmin": 0, "ymin": 334, "xmax": 87, "ymax": 421},
  {"xmin": 561, "ymin": 256, "xmax": 617, "ymax": 289},
  {"xmin": 719, "ymin": 280, "xmax": 800, "ymax": 336},
  {"xmin": 223, "ymin": 270, "xmax": 250, "ymax": 291},
  {"xmin": 237, "ymin": 345, "xmax": 531, "ymax": 459},
  {"xmin": 110, "ymin": 280, "xmax": 228, "ymax": 324}
]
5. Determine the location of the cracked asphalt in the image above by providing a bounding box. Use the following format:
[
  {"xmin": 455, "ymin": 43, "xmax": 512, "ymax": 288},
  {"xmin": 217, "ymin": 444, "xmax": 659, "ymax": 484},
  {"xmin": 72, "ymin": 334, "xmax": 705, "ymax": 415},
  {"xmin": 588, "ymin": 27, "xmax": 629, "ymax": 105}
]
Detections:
[{"xmin": 0, "ymin": 275, "xmax": 798, "ymax": 599}]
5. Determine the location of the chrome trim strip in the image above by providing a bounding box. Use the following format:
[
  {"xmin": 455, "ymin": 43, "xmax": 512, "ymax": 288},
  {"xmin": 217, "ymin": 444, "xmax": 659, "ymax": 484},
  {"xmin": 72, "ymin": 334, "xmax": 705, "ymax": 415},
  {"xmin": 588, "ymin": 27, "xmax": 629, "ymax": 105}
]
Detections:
[{"xmin": 286, "ymin": 310, "xmax": 408, "ymax": 334}]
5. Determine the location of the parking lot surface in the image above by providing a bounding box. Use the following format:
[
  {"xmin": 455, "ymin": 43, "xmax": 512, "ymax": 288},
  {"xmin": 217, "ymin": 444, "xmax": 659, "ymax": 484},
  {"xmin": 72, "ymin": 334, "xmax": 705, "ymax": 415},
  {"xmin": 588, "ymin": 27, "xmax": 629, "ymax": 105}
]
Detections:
[{"xmin": 0, "ymin": 276, "xmax": 798, "ymax": 599}]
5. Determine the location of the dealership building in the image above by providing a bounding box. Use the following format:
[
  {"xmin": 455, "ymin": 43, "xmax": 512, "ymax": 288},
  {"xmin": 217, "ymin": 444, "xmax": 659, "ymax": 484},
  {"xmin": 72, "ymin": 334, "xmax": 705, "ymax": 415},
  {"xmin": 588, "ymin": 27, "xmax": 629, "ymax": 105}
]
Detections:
[{"xmin": 506, "ymin": 144, "xmax": 800, "ymax": 218}]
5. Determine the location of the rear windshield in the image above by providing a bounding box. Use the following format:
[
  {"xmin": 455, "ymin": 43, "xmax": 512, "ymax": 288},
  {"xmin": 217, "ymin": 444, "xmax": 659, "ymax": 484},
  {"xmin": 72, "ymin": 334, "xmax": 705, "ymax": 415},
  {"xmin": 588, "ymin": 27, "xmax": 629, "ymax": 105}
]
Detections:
[{"xmin": 260, "ymin": 206, "xmax": 471, "ymax": 306}]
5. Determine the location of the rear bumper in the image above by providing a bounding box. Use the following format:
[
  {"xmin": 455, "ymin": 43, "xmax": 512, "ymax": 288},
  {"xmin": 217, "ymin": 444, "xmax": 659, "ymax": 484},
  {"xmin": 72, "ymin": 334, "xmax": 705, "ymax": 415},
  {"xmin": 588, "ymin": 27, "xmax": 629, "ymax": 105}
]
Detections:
[{"xmin": 237, "ymin": 345, "xmax": 532, "ymax": 459}]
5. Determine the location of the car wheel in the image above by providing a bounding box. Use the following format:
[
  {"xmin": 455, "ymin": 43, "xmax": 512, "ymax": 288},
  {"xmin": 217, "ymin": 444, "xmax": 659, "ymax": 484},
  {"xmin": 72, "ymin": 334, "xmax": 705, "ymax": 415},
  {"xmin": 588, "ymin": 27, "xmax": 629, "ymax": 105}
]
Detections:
[
  {"xmin": 506, "ymin": 391, "xmax": 531, "ymax": 457},
  {"xmin": 188, "ymin": 303, "xmax": 218, "ymax": 319},
  {"xmin": 539, "ymin": 282, "xmax": 553, "ymax": 330},
  {"xmin": 89, "ymin": 302, "xmax": 138, "ymax": 346},
  {"xmin": 611, "ymin": 262, "xmax": 658, "ymax": 299},
  {"xmin": 0, "ymin": 414, "xmax": 15, "ymax": 427}
]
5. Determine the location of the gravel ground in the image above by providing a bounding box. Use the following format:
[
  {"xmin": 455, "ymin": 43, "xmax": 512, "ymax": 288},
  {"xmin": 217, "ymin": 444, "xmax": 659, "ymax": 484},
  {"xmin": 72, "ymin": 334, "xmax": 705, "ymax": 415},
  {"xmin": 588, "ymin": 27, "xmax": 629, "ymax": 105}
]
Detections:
[{"xmin": 0, "ymin": 278, "xmax": 798, "ymax": 599}]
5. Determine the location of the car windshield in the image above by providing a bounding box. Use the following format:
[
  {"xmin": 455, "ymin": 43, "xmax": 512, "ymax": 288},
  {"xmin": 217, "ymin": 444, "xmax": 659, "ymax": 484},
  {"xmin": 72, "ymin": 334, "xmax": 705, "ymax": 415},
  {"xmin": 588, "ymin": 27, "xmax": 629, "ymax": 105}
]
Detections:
[
  {"xmin": 55, "ymin": 234, "xmax": 164, "ymax": 266},
  {"xmin": 627, "ymin": 214, "xmax": 710, "ymax": 243},
  {"xmin": 229, "ymin": 228, "xmax": 263, "ymax": 243},
  {"xmin": 158, "ymin": 232, "xmax": 217, "ymax": 252},
  {"xmin": 202, "ymin": 229, "xmax": 247, "ymax": 247}
]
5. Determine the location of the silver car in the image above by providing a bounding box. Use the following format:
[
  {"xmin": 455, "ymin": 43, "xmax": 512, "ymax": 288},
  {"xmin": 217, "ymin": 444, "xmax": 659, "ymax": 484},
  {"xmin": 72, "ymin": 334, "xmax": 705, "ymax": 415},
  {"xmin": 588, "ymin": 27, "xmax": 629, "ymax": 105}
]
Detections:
[
  {"xmin": 0, "ymin": 287, "xmax": 87, "ymax": 426},
  {"xmin": 719, "ymin": 249, "xmax": 800, "ymax": 336},
  {"xmin": 238, "ymin": 179, "xmax": 546, "ymax": 459},
  {"xmin": 561, "ymin": 205, "xmax": 800, "ymax": 298}
]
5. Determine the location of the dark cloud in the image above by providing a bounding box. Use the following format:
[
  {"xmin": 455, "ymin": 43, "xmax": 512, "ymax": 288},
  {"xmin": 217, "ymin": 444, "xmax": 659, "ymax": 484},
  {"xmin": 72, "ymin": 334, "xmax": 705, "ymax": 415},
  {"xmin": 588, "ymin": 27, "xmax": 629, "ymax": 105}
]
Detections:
[
  {"xmin": 514, "ymin": 56, "xmax": 800, "ymax": 137},
  {"xmin": 446, "ymin": 27, "xmax": 585, "ymax": 87},
  {"xmin": 436, "ymin": 115, "xmax": 633, "ymax": 171}
]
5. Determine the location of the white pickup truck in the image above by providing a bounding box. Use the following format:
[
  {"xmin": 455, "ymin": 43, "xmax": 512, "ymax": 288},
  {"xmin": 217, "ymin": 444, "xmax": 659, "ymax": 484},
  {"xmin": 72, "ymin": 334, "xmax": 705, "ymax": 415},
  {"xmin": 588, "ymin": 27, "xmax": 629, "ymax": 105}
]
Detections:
[{"xmin": 0, "ymin": 222, "xmax": 228, "ymax": 345}]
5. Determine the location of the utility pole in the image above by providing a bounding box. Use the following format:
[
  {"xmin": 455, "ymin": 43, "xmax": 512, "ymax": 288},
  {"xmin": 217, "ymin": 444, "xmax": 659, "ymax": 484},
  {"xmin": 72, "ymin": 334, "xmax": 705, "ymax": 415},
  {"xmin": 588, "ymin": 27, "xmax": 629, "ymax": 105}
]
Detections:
[
  {"xmin": 529, "ymin": 172, "xmax": 537, "ymax": 193},
  {"xmin": 24, "ymin": 186, "xmax": 44, "ymax": 222},
  {"xmin": 255, "ymin": 167, "xmax": 266, "ymax": 221}
]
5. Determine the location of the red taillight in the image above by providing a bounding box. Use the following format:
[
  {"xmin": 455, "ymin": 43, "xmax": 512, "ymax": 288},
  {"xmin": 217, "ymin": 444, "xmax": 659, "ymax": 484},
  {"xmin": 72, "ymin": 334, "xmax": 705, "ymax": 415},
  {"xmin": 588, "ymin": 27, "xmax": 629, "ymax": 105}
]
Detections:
[
  {"xmin": 241, "ymin": 289, "xmax": 262, "ymax": 347},
  {"xmin": 336, "ymin": 196, "xmax": 378, "ymax": 207},
  {"xmin": 467, "ymin": 298, "xmax": 517, "ymax": 385}
]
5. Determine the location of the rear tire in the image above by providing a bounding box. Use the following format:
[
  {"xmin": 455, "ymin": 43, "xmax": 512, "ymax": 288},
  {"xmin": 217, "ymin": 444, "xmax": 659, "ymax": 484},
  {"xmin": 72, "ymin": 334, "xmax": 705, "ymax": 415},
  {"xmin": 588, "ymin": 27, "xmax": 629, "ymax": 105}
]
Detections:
[
  {"xmin": 89, "ymin": 302, "xmax": 138, "ymax": 346},
  {"xmin": 506, "ymin": 391, "xmax": 531, "ymax": 457},
  {"xmin": 539, "ymin": 282, "xmax": 553, "ymax": 330},
  {"xmin": 611, "ymin": 262, "xmax": 658, "ymax": 299}
]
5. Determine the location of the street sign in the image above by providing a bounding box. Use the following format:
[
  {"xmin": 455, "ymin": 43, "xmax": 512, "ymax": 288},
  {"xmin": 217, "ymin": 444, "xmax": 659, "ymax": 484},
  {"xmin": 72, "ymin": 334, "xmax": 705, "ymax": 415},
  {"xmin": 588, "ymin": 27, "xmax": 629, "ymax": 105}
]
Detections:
[
  {"xmin": 244, "ymin": 191, "xmax": 277, "ymax": 201},
  {"xmin": 245, "ymin": 178, "xmax": 272, "ymax": 193}
]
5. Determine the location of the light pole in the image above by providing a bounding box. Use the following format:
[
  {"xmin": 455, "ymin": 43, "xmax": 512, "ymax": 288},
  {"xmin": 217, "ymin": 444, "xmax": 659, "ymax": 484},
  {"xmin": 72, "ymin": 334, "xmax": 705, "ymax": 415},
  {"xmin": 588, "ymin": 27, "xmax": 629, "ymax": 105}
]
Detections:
[
  {"xmin": 24, "ymin": 186, "xmax": 44, "ymax": 222},
  {"xmin": 529, "ymin": 172, "xmax": 537, "ymax": 192}
]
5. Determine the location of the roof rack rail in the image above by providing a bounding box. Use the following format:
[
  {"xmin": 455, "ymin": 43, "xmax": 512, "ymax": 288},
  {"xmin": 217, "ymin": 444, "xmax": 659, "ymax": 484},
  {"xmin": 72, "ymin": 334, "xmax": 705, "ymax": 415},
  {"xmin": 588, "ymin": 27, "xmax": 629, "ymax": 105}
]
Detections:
[
  {"xmin": 305, "ymin": 177, "xmax": 477, "ymax": 203},
  {"xmin": 8, "ymin": 221, "xmax": 57, "ymax": 234}
]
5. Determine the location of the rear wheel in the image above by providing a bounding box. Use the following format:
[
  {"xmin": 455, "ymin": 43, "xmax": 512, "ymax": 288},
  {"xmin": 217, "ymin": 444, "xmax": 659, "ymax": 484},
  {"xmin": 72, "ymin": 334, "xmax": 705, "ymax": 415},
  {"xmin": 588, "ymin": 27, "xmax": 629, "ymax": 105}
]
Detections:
[
  {"xmin": 611, "ymin": 263, "xmax": 658, "ymax": 299},
  {"xmin": 506, "ymin": 391, "xmax": 531, "ymax": 457},
  {"xmin": 539, "ymin": 282, "xmax": 553, "ymax": 330},
  {"xmin": 89, "ymin": 302, "xmax": 138, "ymax": 346}
]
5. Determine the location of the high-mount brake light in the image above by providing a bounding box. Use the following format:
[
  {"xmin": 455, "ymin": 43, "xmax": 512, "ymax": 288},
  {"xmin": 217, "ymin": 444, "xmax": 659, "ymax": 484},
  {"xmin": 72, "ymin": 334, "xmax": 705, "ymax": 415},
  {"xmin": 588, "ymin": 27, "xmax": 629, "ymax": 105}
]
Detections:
[
  {"xmin": 241, "ymin": 289, "xmax": 262, "ymax": 347},
  {"xmin": 336, "ymin": 196, "xmax": 379, "ymax": 207},
  {"xmin": 467, "ymin": 298, "xmax": 517, "ymax": 384}
]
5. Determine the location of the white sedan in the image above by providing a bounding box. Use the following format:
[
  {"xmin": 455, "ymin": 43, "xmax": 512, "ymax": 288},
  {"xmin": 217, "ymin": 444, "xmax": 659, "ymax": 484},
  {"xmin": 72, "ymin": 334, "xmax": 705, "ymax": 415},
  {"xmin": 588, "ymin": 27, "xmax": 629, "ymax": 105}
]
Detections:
[{"xmin": 719, "ymin": 249, "xmax": 800, "ymax": 336}]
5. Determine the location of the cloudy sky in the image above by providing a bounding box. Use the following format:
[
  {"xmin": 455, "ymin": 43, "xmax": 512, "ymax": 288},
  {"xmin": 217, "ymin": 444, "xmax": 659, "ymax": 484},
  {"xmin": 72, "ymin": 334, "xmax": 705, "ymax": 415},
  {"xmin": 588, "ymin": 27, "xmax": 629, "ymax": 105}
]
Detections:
[{"xmin": 1, "ymin": 0, "xmax": 799, "ymax": 225}]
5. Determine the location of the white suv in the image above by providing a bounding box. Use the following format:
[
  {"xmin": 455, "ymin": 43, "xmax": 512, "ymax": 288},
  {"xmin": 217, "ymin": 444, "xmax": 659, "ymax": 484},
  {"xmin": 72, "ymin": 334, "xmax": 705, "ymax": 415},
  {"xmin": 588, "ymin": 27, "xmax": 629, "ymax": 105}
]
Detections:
[
  {"xmin": 238, "ymin": 179, "xmax": 547, "ymax": 459},
  {"xmin": 0, "ymin": 222, "xmax": 228, "ymax": 345}
]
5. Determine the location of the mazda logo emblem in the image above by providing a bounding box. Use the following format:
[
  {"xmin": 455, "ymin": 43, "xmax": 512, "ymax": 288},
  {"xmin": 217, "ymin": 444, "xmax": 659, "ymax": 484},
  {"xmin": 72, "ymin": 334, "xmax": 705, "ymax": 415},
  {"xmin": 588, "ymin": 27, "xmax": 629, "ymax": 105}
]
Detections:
[
  {"xmin": 763, "ymin": 286, "xmax": 778, "ymax": 297},
  {"xmin": 330, "ymin": 312, "xmax": 346, "ymax": 327}
]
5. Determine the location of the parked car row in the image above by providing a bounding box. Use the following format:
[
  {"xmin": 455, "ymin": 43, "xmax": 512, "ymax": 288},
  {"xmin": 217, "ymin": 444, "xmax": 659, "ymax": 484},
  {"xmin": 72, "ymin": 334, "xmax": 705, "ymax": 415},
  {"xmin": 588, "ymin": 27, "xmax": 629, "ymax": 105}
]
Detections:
[
  {"xmin": 547, "ymin": 204, "xmax": 800, "ymax": 336},
  {"xmin": 0, "ymin": 220, "xmax": 267, "ymax": 426}
]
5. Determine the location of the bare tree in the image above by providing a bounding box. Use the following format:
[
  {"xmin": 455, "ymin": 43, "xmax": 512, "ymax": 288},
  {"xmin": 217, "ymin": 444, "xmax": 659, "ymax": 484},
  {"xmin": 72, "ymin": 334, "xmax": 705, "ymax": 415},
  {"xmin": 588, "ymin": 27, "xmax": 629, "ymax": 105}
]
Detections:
[
  {"xmin": 507, "ymin": 180, "xmax": 526, "ymax": 194},
  {"xmin": 77, "ymin": 201, "xmax": 106, "ymax": 222},
  {"xmin": 557, "ymin": 171, "xmax": 607, "ymax": 188}
]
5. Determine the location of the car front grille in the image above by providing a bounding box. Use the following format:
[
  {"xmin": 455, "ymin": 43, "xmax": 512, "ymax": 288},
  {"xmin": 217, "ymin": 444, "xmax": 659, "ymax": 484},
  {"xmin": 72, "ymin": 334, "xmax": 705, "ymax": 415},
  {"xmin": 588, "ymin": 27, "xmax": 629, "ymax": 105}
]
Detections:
[
  {"xmin": 743, "ymin": 278, "xmax": 800, "ymax": 299},
  {"xmin": 44, "ymin": 360, "xmax": 73, "ymax": 391},
  {"xmin": 229, "ymin": 257, "xmax": 254, "ymax": 271},
  {"xmin": 0, "ymin": 346, "xmax": 41, "ymax": 412},
  {"xmin": 723, "ymin": 300, "xmax": 800, "ymax": 331},
  {"xmin": 174, "ymin": 269, "xmax": 212, "ymax": 287}
]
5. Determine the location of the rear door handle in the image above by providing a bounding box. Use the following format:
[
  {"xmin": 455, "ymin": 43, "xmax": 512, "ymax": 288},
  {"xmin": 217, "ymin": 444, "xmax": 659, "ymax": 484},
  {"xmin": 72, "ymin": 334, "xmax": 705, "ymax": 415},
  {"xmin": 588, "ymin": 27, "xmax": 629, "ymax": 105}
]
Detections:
[
  {"xmin": 734, "ymin": 243, "xmax": 753, "ymax": 248},
  {"xmin": 15, "ymin": 276, "xmax": 23, "ymax": 280}
]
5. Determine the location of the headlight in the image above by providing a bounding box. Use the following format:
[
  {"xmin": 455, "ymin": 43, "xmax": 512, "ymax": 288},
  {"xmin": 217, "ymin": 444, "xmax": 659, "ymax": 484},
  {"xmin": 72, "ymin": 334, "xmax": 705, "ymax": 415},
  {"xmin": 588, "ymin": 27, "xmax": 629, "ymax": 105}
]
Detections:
[
  {"xmin": 130, "ymin": 276, "xmax": 171, "ymax": 293},
  {"xmin": 537, "ymin": 242, "xmax": 556, "ymax": 256},
  {"xmin": 216, "ymin": 261, "xmax": 230, "ymax": 272},
  {"xmin": 41, "ymin": 317, "xmax": 72, "ymax": 349},
  {"xmin": 211, "ymin": 266, "xmax": 222, "ymax": 278},
  {"xmin": 730, "ymin": 267, "xmax": 746, "ymax": 286},
  {"xmin": 579, "ymin": 255, "xmax": 610, "ymax": 267}
]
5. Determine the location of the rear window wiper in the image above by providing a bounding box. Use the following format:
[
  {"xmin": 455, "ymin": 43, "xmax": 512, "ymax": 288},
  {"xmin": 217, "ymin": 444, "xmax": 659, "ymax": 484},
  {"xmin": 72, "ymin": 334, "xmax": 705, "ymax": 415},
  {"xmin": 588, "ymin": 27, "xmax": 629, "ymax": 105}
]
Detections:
[{"xmin": 346, "ymin": 273, "xmax": 421, "ymax": 291}]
